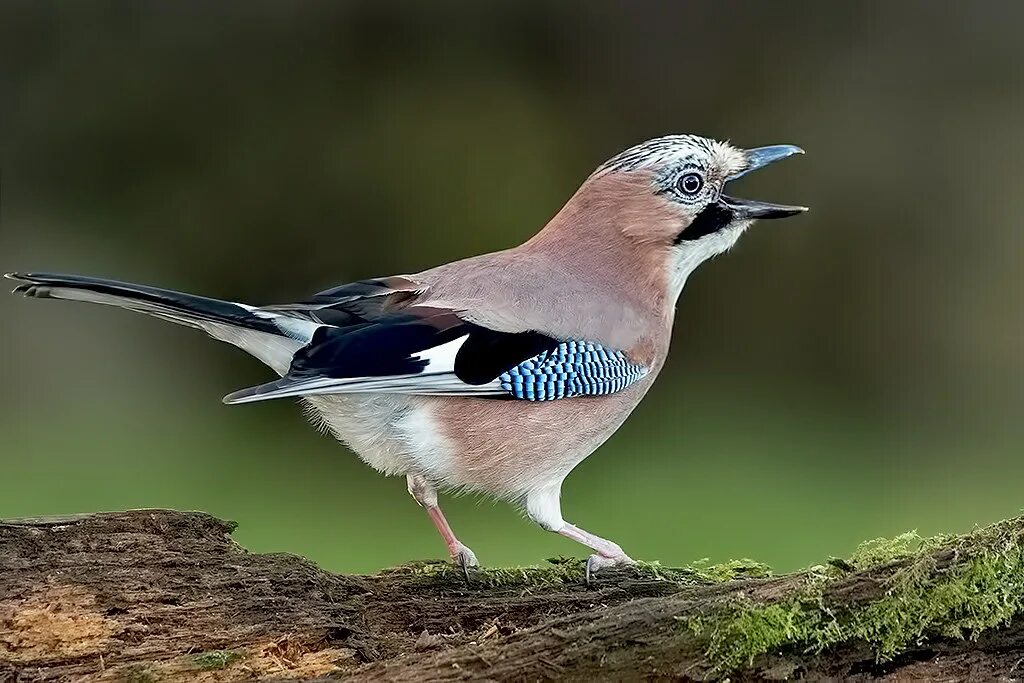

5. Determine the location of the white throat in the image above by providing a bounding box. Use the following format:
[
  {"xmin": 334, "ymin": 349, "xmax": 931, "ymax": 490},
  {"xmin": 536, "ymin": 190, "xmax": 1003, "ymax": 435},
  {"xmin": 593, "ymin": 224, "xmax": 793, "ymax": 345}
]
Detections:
[{"xmin": 667, "ymin": 222, "xmax": 750, "ymax": 301}]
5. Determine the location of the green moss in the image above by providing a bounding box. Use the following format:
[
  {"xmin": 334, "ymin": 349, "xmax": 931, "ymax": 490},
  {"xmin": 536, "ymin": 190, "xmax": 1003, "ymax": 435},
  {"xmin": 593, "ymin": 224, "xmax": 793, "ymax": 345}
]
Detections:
[
  {"xmin": 398, "ymin": 558, "xmax": 588, "ymax": 587},
  {"xmin": 683, "ymin": 558, "xmax": 773, "ymax": 583},
  {"xmin": 192, "ymin": 650, "xmax": 243, "ymax": 670},
  {"xmin": 688, "ymin": 521, "xmax": 1024, "ymax": 672},
  {"xmin": 847, "ymin": 531, "xmax": 922, "ymax": 569},
  {"xmin": 688, "ymin": 572, "xmax": 832, "ymax": 671},
  {"xmin": 397, "ymin": 556, "xmax": 771, "ymax": 588}
]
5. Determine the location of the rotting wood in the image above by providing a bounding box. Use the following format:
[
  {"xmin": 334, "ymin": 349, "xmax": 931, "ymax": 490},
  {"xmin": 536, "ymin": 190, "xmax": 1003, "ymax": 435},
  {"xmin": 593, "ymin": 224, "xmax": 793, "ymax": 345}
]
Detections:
[{"xmin": 1, "ymin": 509, "xmax": 1023, "ymax": 681}]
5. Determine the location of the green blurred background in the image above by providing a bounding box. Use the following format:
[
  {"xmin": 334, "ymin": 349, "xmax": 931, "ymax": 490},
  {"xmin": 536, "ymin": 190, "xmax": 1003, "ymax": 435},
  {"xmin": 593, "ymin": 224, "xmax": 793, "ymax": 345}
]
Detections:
[{"xmin": 1, "ymin": 1, "xmax": 1022, "ymax": 574}]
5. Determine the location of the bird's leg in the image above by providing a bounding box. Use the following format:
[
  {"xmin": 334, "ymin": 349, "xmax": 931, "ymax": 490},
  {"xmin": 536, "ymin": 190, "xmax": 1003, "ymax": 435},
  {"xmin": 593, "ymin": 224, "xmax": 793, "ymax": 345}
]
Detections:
[
  {"xmin": 525, "ymin": 484, "xmax": 635, "ymax": 580},
  {"xmin": 406, "ymin": 474, "xmax": 478, "ymax": 572}
]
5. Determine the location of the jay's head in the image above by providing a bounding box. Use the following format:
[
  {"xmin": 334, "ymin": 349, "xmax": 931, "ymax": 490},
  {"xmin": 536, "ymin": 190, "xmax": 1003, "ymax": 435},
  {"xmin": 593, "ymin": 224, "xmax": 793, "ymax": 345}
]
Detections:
[{"xmin": 565, "ymin": 135, "xmax": 807, "ymax": 296}]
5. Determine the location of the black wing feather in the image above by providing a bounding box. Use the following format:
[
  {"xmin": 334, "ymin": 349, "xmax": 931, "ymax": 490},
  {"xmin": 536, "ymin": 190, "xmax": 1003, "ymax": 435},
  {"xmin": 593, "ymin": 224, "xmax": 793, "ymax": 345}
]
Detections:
[
  {"xmin": 289, "ymin": 311, "xmax": 468, "ymax": 380},
  {"xmin": 454, "ymin": 327, "xmax": 559, "ymax": 385}
]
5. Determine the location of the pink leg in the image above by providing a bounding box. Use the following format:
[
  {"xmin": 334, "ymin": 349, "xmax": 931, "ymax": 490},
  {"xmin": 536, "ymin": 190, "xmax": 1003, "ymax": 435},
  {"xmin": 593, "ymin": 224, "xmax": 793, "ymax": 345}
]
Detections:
[
  {"xmin": 526, "ymin": 485, "xmax": 635, "ymax": 581},
  {"xmin": 407, "ymin": 475, "xmax": 478, "ymax": 570},
  {"xmin": 559, "ymin": 523, "xmax": 631, "ymax": 560}
]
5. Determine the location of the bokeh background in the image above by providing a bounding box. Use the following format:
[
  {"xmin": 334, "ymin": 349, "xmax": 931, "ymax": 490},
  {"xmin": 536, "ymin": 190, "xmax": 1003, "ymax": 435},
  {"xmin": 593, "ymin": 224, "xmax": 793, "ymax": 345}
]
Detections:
[{"xmin": 2, "ymin": 1, "xmax": 1022, "ymax": 574}]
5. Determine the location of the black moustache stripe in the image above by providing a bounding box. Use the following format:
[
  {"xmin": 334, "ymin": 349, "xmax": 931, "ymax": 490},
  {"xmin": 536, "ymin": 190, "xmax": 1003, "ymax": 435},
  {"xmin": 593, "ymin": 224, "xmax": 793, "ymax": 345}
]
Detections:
[{"xmin": 674, "ymin": 202, "xmax": 734, "ymax": 243}]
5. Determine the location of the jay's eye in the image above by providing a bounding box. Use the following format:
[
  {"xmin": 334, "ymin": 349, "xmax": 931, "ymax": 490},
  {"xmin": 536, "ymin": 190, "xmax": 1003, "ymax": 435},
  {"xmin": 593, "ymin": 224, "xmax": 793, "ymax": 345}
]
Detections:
[{"xmin": 678, "ymin": 172, "xmax": 704, "ymax": 196}]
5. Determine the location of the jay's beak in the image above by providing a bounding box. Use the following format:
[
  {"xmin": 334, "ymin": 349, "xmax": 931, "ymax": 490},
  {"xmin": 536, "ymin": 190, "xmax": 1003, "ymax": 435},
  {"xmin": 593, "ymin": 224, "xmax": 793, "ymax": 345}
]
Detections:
[{"xmin": 721, "ymin": 145, "xmax": 808, "ymax": 219}]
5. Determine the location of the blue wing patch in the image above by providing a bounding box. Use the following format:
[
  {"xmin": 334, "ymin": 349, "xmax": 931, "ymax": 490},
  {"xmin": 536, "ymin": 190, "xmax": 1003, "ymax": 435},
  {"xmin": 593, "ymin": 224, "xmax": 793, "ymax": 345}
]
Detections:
[{"xmin": 498, "ymin": 341, "xmax": 648, "ymax": 401}]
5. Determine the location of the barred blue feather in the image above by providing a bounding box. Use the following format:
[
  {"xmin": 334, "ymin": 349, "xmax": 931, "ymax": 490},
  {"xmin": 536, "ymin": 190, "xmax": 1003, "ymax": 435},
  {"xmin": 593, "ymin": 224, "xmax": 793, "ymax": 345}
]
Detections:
[{"xmin": 498, "ymin": 341, "xmax": 648, "ymax": 401}]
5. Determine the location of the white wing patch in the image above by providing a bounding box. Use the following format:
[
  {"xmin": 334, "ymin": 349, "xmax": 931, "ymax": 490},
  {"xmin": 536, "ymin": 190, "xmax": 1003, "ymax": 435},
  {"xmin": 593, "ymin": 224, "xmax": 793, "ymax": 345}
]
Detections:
[{"xmin": 411, "ymin": 334, "xmax": 468, "ymax": 372}]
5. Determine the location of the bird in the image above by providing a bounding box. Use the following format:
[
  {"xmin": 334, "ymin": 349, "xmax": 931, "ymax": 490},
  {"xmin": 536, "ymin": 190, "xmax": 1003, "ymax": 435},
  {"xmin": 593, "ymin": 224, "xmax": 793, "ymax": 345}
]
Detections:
[{"xmin": 7, "ymin": 134, "xmax": 806, "ymax": 577}]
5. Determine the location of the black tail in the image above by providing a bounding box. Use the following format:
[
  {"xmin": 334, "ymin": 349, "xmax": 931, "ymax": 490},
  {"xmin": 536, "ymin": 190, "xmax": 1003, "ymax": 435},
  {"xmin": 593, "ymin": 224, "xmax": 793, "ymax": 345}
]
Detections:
[{"xmin": 6, "ymin": 272, "xmax": 282, "ymax": 336}]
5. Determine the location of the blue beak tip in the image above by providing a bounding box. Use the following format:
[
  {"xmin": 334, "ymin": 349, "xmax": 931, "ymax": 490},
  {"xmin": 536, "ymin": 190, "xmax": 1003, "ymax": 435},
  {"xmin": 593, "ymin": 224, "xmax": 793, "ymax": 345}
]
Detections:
[{"xmin": 730, "ymin": 144, "xmax": 805, "ymax": 180}]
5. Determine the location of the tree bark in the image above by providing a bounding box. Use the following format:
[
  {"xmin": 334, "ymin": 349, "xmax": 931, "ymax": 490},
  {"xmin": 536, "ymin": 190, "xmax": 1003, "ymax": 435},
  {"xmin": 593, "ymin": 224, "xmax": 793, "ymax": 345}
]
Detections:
[{"xmin": 1, "ymin": 509, "xmax": 1022, "ymax": 681}]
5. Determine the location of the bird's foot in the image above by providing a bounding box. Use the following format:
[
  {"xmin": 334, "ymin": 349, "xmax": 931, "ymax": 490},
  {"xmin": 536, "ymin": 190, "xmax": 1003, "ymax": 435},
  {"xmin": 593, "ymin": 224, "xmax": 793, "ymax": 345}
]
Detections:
[
  {"xmin": 451, "ymin": 544, "xmax": 479, "ymax": 579},
  {"xmin": 585, "ymin": 552, "xmax": 635, "ymax": 585}
]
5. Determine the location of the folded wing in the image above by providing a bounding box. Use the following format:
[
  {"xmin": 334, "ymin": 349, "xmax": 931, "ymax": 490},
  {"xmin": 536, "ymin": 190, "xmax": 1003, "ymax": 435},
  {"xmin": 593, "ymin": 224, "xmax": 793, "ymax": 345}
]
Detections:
[{"xmin": 226, "ymin": 287, "xmax": 649, "ymax": 404}]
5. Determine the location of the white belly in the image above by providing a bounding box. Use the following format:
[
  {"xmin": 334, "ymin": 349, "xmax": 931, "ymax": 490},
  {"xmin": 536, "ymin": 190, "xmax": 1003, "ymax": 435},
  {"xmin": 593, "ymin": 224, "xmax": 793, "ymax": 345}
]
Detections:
[{"xmin": 304, "ymin": 394, "xmax": 457, "ymax": 483}]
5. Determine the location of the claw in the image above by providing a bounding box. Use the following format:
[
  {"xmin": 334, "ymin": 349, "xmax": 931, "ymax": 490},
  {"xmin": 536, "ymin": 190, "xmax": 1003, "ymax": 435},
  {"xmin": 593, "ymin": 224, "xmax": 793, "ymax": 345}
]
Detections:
[
  {"xmin": 452, "ymin": 544, "xmax": 479, "ymax": 580},
  {"xmin": 584, "ymin": 553, "xmax": 635, "ymax": 585}
]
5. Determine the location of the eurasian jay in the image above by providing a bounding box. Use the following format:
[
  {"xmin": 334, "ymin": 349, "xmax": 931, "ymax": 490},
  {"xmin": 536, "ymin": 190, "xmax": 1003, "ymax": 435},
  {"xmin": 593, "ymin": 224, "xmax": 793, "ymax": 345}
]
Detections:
[{"xmin": 7, "ymin": 135, "xmax": 806, "ymax": 576}]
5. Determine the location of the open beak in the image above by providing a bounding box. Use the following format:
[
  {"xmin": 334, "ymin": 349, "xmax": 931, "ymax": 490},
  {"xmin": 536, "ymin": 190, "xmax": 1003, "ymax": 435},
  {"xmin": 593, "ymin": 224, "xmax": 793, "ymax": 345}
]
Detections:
[{"xmin": 721, "ymin": 145, "xmax": 808, "ymax": 219}]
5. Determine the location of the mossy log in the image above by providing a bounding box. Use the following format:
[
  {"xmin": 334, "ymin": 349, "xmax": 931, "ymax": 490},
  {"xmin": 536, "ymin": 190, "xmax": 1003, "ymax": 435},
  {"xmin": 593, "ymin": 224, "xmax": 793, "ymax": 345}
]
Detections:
[{"xmin": 2, "ymin": 510, "xmax": 1024, "ymax": 681}]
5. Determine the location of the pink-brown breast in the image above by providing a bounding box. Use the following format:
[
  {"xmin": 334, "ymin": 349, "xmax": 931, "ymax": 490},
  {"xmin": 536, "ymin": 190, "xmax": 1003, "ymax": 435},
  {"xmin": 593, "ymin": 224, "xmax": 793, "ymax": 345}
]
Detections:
[{"xmin": 426, "ymin": 329, "xmax": 669, "ymax": 499}]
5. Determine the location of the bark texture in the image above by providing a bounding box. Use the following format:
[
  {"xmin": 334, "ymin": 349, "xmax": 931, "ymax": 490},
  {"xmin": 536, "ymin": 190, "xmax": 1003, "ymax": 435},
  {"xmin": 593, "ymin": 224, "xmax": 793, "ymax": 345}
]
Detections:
[{"xmin": 1, "ymin": 509, "xmax": 1022, "ymax": 681}]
